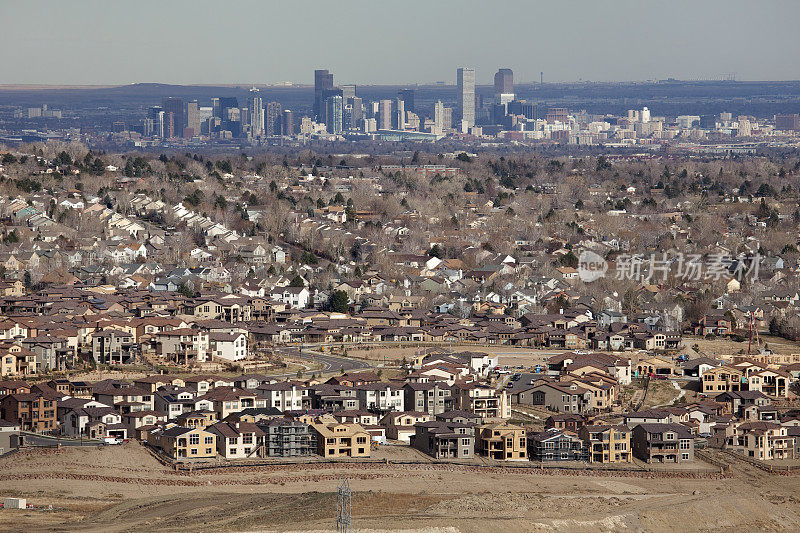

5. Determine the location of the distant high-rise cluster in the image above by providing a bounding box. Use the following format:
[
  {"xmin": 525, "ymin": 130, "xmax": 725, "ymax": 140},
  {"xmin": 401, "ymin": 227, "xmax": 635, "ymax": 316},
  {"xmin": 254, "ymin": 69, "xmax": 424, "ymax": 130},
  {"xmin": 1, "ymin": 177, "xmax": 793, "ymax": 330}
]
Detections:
[
  {"xmin": 142, "ymin": 88, "xmax": 294, "ymax": 141},
  {"xmin": 130, "ymin": 65, "xmax": 800, "ymax": 145}
]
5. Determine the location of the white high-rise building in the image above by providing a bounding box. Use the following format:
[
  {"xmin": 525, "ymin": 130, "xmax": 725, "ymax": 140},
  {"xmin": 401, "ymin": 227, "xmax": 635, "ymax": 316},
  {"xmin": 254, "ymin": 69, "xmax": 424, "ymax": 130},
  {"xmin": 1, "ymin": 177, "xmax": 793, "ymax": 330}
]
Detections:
[
  {"xmin": 378, "ymin": 99, "xmax": 392, "ymax": 130},
  {"xmin": 434, "ymin": 100, "xmax": 445, "ymax": 135},
  {"xmin": 457, "ymin": 67, "xmax": 475, "ymax": 129},
  {"xmin": 249, "ymin": 88, "xmax": 264, "ymax": 137},
  {"xmin": 641, "ymin": 107, "xmax": 651, "ymax": 123},
  {"xmin": 394, "ymin": 97, "xmax": 405, "ymax": 130}
]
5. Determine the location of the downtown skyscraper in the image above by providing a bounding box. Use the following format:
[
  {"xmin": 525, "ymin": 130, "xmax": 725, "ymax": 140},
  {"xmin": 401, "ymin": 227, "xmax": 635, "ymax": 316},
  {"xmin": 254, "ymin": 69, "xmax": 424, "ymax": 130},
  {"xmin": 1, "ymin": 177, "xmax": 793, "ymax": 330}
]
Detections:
[
  {"xmin": 314, "ymin": 69, "xmax": 334, "ymax": 122},
  {"xmin": 456, "ymin": 67, "xmax": 475, "ymax": 131},
  {"xmin": 248, "ymin": 88, "xmax": 264, "ymax": 137}
]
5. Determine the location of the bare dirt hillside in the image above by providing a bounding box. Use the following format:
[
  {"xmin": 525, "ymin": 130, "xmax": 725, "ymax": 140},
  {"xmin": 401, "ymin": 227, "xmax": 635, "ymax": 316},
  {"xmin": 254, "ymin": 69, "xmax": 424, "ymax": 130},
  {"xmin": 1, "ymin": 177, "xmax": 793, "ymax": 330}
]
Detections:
[{"xmin": 1, "ymin": 443, "xmax": 799, "ymax": 532}]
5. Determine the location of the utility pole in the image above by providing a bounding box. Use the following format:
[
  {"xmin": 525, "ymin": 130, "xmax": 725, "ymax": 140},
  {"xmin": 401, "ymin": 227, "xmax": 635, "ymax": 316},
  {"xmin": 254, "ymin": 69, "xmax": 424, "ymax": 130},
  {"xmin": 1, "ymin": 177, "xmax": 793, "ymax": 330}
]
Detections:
[{"xmin": 337, "ymin": 479, "xmax": 352, "ymax": 533}]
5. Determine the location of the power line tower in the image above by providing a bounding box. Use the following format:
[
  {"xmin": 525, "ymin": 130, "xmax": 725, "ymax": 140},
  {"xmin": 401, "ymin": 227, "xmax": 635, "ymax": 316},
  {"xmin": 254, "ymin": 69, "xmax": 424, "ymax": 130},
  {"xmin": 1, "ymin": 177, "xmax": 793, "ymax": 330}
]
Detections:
[{"xmin": 337, "ymin": 479, "xmax": 352, "ymax": 533}]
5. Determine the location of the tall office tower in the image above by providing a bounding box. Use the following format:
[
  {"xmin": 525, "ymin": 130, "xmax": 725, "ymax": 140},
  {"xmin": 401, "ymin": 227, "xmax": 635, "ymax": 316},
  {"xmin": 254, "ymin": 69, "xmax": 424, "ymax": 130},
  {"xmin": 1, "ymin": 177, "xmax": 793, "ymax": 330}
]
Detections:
[
  {"xmin": 325, "ymin": 95, "xmax": 343, "ymax": 134},
  {"xmin": 211, "ymin": 98, "xmax": 220, "ymax": 118},
  {"xmin": 343, "ymin": 105, "xmax": 353, "ymax": 130},
  {"xmin": 217, "ymin": 97, "xmax": 238, "ymax": 119},
  {"xmin": 737, "ymin": 117, "xmax": 752, "ymax": 136},
  {"xmin": 369, "ymin": 100, "xmax": 379, "ymax": 118},
  {"xmin": 393, "ymin": 98, "xmax": 405, "ymax": 130},
  {"xmin": 321, "ymin": 87, "xmax": 342, "ymax": 127},
  {"xmin": 248, "ymin": 89, "xmax": 264, "ymax": 137},
  {"xmin": 363, "ymin": 117, "xmax": 377, "ymax": 133},
  {"xmin": 265, "ymin": 101, "xmax": 282, "ymax": 136},
  {"xmin": 521, "ymin": 102, "xmax": 537, "ymax": 120},
  {"xmin": 398, "ymin": 89, "xmax": 415, "ymax": 114},
  {"xmin": 349, "ymin": 96, "xmax": 363, "ymax": 126},
  {"xmin": 162, "ymin": 97, "xmax": 185, "ymax": 138},
  {"xmin": 456, "ymin": 67, "xmax": 475, "ymax": 130},
  {"xmin": 494, "ymin": 68, "xmax": 513, "ymax": 96},
  {"xmin": 341, "ymin": 85, "xmax": 356, "ymax": 102},
  {"xmin": 142, "ymin": 118, "xmax": 153, "ymax": 137},
  {"xmin": 434, "ymin": 100, "xmax": 445, "ymax": 134},
  {"xmin": 314, "ymin": 69, "xmax": 334, "ymax": 121},
  {"xmin": 148, "ymin": 106, "xmax": 165, "ymax": 137},
  {"xmin": 641, "ymin": 107, "xmax": 651, "ymax": 123},
  {"xmin": 204, "ymin": 116, "xmax": 220, "ymax": 136},
  {"xmin": 282, "ymin": 109, "xmax": 294, "ymax": 136},
  {"xmin": 442, "ymin": 107, "xmax": 453, "ymax": 131},
  {"xmin": 378, "ymin": 99, "xmax": 393, "ymax": 130},
  {"xmin": 186, "ymin": 101, "xmax": 201, "ymax": 136},
  {"xmin": 239, "ymin": 107, "xmax": 250, "ymax": 134}
]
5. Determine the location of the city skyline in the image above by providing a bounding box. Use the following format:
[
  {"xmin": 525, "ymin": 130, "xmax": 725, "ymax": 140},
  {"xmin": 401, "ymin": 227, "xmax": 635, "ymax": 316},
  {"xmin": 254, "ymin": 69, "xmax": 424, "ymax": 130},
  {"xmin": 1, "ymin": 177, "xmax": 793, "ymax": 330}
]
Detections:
[{"xmin": 1, "ymin": 1, "xmax": 799, "ymax": 86}]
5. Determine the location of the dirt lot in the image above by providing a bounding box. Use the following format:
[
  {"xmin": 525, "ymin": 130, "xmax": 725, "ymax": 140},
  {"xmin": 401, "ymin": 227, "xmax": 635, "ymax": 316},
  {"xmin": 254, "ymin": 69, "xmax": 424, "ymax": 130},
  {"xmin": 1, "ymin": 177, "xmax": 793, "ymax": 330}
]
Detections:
[
  {"xmin": 688, "ymin": 334, "xmax": 800, "ymax": 358},
  {"xmin": 2, "ymin": 443, "xmax": 800, "ymax": 532}
]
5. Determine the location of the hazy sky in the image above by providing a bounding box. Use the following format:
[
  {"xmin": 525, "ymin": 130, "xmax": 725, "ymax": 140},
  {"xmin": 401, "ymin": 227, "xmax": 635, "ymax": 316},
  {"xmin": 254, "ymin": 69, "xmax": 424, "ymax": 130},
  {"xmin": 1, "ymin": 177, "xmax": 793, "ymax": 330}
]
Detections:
[{"xmin": 1, "ymin": 0, "xmax": 799, "ymax": 85}]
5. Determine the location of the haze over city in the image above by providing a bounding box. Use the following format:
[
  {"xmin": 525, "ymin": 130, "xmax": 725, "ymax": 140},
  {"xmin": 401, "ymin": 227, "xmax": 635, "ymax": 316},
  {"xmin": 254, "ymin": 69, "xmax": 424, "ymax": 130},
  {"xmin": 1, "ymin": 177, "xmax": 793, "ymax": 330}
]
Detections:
[{"xmin": 2, "ymin": 0, "xmax": 799, "ymax": 85}]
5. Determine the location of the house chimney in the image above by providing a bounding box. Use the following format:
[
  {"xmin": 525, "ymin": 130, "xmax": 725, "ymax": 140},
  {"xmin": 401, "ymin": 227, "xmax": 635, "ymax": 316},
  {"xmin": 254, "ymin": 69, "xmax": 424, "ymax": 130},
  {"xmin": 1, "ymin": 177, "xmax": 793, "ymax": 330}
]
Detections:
[{"xmin": 235, "ymin": 422, "xmax": 240, "ymax": 429}]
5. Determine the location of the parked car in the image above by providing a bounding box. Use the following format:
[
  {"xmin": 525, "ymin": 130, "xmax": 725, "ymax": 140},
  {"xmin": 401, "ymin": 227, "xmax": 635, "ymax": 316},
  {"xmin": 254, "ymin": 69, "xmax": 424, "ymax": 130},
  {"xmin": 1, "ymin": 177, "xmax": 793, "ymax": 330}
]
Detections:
[{"xmin": 102, "ymin": 437, "xmax": 122, "ymax": 445}]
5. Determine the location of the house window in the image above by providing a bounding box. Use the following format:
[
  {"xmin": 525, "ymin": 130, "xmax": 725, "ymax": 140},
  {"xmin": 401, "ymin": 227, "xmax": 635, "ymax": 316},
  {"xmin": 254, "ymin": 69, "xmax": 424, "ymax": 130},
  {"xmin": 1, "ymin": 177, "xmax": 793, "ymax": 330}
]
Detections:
[
  {"xmin": 189, "ymin": 434, "xmax": 199, "ymax": 445},
  {"xmin": 191, "ymin": 448, "xmax": 198, "ymax": 455},
  {"xmin": 205, "ymin": 448, "xmax": 212, "ymax": 454},
  {"xmin": 681, "ymin": 453, "xmax": 689, "ymax": 460},
  {"xmin": 205, "ymin": 436, "xmax": 213, "ymax": 444}
]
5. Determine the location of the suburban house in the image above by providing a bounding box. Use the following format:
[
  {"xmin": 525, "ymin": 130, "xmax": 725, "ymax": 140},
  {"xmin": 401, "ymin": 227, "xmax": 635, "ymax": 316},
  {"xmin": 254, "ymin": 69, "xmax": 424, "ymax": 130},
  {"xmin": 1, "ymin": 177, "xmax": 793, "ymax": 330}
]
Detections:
[
  {"xmin": 579, "ymin": 424, "xmax": 632, "ymax": 463},
  {"xmin": 208, "ymin": 421, "xmax": 265, "ymax": 459},
  {"xmin": 411, "ymin": 420, "xmax": 476, "ymax": 459},
  {"xmin": 476, "ymin": 421, "xmax": 527, "ymax": 461},
  {"xmin": 528, "ymin": 428, "xmax": 586, "ymax": 461},
  {"xmin": 310, "ymin": 421, "xmax": 371, "ymax": 458},
  {"xmin": 631, "ymin": 423, "xmax": 694, "ymax": 463},
  {"xmin": 155, "ymin": 426, "xmax": 217, "ymax": 460},
  {"xmin": 257, "ymin": 418, "xmax": 315, "ymax": 457}
]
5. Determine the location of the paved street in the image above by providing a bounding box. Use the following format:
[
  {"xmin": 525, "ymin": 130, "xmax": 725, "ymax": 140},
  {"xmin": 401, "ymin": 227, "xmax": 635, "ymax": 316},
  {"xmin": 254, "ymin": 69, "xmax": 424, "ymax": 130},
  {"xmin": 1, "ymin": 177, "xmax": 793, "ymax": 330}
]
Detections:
[{"xmin": 278, "ymin": 345, "xmax": 372, "ymax": 376}]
